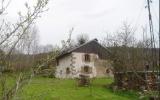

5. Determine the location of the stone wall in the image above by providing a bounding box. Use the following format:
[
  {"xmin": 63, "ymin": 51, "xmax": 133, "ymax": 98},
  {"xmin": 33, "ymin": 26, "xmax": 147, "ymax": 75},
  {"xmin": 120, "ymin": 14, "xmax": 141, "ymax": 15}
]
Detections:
[
  {"xmin": 114, "ymin": 71, "xmax": 158, "ymax": 90},
  {"xmin": 95, "ymin": 59, "xmax": 113, "ymax": 77}
]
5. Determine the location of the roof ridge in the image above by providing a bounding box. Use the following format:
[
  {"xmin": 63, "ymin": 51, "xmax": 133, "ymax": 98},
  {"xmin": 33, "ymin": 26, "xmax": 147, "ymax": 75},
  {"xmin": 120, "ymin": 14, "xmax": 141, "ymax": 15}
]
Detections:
[
  {"xmin": 57, "ymin": 38, "xmax": 99, "ymax": 59},
  {"xmin": 67, "ymin": 38, "xmax": 98, "ymax": 52}
]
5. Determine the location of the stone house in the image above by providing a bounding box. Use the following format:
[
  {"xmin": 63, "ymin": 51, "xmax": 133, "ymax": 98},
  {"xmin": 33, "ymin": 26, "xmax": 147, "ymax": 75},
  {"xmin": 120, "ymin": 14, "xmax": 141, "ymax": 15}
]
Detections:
[{"xmin": 55, "ymin": 39, "xmax": 113, "ymax": 78}]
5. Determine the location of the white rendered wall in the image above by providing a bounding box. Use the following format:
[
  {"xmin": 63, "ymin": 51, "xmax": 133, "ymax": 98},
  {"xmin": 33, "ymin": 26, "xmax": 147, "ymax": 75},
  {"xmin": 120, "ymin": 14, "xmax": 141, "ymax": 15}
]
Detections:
[
  {"xmin": 72, "ymin": 52, "xmax": 98, "ymax": 78},
  {"xmin": 55, "ymin": 52, "xmax": 98, "ymax": 78},
  {"xmin": 55, "ymin": 54, "xmax": 72, "ymax": 78}
]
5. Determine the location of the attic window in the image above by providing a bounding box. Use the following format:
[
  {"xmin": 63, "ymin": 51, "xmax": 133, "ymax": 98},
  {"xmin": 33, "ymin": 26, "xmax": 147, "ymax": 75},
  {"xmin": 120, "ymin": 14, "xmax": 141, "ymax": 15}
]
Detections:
[
  {"xmin": 66, "ymin": 67, "xmax": 70, "ymax": 74},
  {"xmin": 84, "ymin": 54, "xmax": 90, "ymax": 62}
]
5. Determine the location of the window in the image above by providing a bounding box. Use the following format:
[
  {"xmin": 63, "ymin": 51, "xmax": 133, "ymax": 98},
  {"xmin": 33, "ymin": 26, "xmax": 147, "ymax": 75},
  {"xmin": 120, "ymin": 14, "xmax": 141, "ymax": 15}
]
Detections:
[
  {"xmin": 84, "ymin": 66, "xmax": 89, "ymax": 73},
  {"xmin": 60, "ymin": 70, "xmax": 62, "ymax": 75},
  {"xmin": 66, "ymin": 67, "xmax": 70, "ymax": 74},
  {"xmin": 82, "ymin": 66, "xmax": 92, "ymax": 74},
  {"xmin": 84, "ymin": 54, "xmax": 90, "ymax": 62},
  {"xmin": 57, "ymin": 60, "xmax": 59, "ymax": 66},
  {"xmin": 106, "ymin": 69, "xmax": 110, "ymax": 74}
]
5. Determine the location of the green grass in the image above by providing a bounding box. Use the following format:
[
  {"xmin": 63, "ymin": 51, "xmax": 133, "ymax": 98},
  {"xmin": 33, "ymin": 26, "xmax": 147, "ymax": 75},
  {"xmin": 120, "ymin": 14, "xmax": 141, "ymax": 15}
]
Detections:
[{"xmin": 1, "ymin": 75, "xmax": 141, "ymax": 100}]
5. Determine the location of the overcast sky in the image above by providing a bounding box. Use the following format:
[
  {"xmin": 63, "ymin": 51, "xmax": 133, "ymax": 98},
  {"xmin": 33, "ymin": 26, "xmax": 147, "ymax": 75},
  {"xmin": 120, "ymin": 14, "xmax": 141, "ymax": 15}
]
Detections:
[{"xmin": 6, "ymin": 0, "xmax": 159, "ymax": 46}]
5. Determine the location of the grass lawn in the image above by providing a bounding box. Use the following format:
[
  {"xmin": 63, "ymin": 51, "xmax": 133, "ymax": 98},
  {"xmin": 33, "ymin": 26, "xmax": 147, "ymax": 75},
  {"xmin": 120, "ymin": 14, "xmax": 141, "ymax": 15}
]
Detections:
[{"xmin": 1, "ymin": 74, "xmax": 141, "ymax": 100}]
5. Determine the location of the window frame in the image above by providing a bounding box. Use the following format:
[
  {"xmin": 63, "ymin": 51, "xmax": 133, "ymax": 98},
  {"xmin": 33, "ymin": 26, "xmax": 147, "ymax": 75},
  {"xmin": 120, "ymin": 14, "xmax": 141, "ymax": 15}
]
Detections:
[
  {"xmin": 83, "ymin": 66, "xmax": 92, "ymax": 74},
  {"xmin": 84, "ymin": 54, "xmax": 90, "ymax": 62},
  {"xmin": 66, "ymin": 67, "xmax": 70, "ymax": 74}
]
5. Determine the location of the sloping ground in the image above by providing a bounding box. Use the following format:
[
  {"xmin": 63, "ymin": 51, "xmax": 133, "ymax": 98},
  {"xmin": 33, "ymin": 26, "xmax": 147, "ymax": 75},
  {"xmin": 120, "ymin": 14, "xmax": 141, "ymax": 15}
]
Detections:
[{"xmin": 5, "ymin": 77, "xmax": 140, "ymax": 100}]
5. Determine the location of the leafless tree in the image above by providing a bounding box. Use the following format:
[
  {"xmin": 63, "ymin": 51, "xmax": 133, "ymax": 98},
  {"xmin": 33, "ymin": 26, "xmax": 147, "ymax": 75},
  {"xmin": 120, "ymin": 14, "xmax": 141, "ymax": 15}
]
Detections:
[
  {"xmin": 102, "ymin": 23, "xmax": 133, "ymax": 71},
  {"xmin": 103, "ymin": 22, "xmax": 159, "ymax": 98},
  {"xmin": 61, "ymin": 28, "xmax": 76, "ymax": 52},
  {"xmin": 20, "ymin": 25, "xmax": 39, "ymax": 54},
  {"xmin": 36, "ymin": 44, "xmax": 54, "ymax": 54},
  {"xmin": 0, "ymin": 0, "xmax": 49, "ymax": 99}
]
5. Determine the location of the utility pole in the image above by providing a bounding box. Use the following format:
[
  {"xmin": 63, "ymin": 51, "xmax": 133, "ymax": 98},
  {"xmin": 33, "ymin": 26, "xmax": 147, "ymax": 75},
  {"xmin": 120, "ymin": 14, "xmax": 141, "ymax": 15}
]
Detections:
[
  {"xmin": 146, "ymin": 0, "xmax": 160, "ymax": 98},
  {"xmin": 159, "ymin": 1, "xmax": 160, "ymax": 97},
  {"xmin": 158, "ymin": 17, "xmax": 160, "ymax": 100},
  {"xmin": 146, "ymin": 0, "xmax": 156, "ymax": 69}
]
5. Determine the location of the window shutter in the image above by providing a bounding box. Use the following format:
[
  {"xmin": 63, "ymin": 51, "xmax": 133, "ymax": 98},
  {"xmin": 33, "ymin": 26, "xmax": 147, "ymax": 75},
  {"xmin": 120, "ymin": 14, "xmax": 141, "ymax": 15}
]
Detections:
[
  {"xmin": 89, "ymin": 67, "xmax": 92, "ymax": 73},
  {"xmin": 91, "ymin": 54, "xmax": 96, "ymax": 62},
  {"xmin": 82, "ymin": 54, "xmax": 85, "ymax": 62},
  {"xmin": 81, "ymin": 66, "xmax": 84, "ymax": 73}
]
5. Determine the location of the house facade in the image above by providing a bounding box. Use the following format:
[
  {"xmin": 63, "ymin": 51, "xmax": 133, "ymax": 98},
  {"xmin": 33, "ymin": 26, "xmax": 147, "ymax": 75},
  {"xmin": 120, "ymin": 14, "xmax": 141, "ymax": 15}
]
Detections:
[{"xmin": 55, "ymin": 39, "xmax": 113, "ymax": 78}]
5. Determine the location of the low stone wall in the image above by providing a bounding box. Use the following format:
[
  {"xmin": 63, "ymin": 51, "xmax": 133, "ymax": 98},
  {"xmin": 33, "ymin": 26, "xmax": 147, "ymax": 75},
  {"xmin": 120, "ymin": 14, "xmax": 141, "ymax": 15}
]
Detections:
[{"xmin": 114, "ymin": 71, "xmax": 158, "ymax": 90}]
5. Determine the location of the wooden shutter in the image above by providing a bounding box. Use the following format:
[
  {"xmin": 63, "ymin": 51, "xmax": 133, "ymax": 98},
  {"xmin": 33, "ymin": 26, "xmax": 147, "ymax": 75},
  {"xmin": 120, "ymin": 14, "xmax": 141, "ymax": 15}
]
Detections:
[
  {"xmin": 91, "ymin": 54, "xmax": 95, "ymax": 62},
  {"xmin": 81, "ymin": 66, "xmax": 84, "ymax": 73},
  {"xmin": 82, "ymin": 54, "xmax": 85, "ymax": 62},
  {"xmin": 89, "ymin": 67, "xmax": 92, "ymax": 73}
]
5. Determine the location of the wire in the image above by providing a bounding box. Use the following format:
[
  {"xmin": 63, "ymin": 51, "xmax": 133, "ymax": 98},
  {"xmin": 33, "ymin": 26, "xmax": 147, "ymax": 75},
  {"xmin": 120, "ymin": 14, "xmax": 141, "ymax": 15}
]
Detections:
[
  {"xmin": 130, "ymin": 0, "xmax": 146, "ymax": 34},
  {"xmin": 151, "ymin": 1, "xmax": 159, "ymax": 23}
]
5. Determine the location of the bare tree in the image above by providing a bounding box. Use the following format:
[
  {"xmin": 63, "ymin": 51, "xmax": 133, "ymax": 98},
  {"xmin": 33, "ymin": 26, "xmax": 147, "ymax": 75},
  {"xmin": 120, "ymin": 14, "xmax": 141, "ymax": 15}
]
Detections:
[
  {"xmin": 103, "ymin": 22, "xmax": 159, "ymax": 99},
  {"xmin": 0, "ymin": 0, "xmax": 49, "ymax": 99},
  {"xmin": 61, "ymin": 28, "xmax": 76, "ymax": 52}
]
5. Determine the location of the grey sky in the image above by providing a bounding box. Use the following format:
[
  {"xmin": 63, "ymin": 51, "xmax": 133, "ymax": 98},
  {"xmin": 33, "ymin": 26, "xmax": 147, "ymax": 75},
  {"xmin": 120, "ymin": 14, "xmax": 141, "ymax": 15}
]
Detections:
[{"xmin": 6, "ymin": 0, "xmax": 159, "ymax": 45}]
